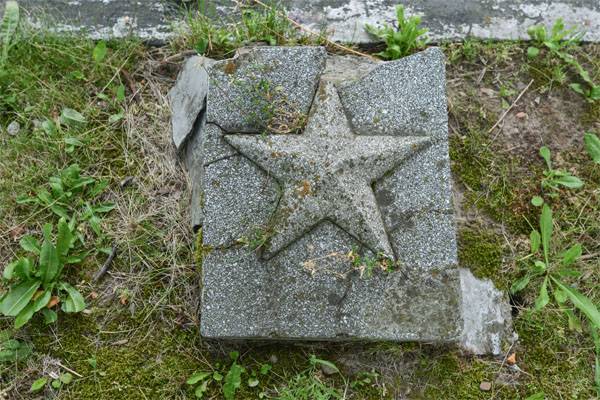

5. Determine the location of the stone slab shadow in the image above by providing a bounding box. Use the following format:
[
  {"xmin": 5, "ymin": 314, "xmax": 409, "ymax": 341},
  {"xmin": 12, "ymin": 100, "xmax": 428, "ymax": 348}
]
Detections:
[{"xmin": 170, "ymin": 45, "xmax": 512, "ymax": 355}]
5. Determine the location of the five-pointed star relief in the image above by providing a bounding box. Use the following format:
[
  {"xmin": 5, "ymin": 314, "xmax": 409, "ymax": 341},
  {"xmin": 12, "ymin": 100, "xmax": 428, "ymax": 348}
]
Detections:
[{"xmin": 225, "ymin": 82, "xmax": 431, "ymax": 257}]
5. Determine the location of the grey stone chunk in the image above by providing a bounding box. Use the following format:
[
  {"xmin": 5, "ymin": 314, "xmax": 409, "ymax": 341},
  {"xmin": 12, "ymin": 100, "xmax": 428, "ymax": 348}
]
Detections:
[
  {"xmin": 6, "ymin": 121, "xmax": 20, "ymax": 136},
  {"xmin": 338, "ymin": 47, "xmax": 448, "ymax": 140},
  {"xmin": 184, "ymin": 118, "xmax": 206, "ymax": 230},
  {"xmin": 201, "ymin": 246, "xmax": 271, "ymax": 339},
  {"xmin": 201, "ymin": 222, "xmax": 462, "ymax": 341},
  {"xmin": 206, "ymin": 46, "xmax": 326, "ymax": 132},
  {"xmin": 199, "ymin": 47, "xmax": 465, "ymax": 343},
  {"xmin": 225, "ymin": 81, "xmax": 431, "ymax": 258},
  {"xmin": 459, "ymin": 269, "xmax": 513, "ymax": 355},
  {"xmin": 202, "ymin": 155, "xmax": 279, "ymax": 248},
  {"xmin": 169, "ymin": 56, "xmax": 214, "ymax": 150},
  {"xmin": 184, "ymin": 122, "xmax": 237, "ymax": 230}
]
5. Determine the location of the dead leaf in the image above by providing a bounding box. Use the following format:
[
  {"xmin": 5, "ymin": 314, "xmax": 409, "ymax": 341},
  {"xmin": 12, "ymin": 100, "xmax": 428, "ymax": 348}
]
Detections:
[
  {"xmin": 112, "ymin": 339, "xmax": 128, "ymax": 346},
  {"xmin": 47, "ymin": 296, "xmax": 60, "ymax": 308},
  {"xmin": 8, "ymin": 225, "xmax": 26, "ymax": 240},
  {"xmin": 516, "ymin": 112, "xmax": 527, "ymax": 119},
  {"xmin": 507, "ymin": 352, "xmax": 516, "ymax": 365}
]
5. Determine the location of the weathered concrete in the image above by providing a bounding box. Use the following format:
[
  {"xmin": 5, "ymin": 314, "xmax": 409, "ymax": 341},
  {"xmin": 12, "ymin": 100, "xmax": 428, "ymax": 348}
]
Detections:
[
  {"xmin": 15, "ymin": 0, "xmax": 600, "ymax": 43},
  {"xmin": 171, "ymin": 46, "xmax": 513, "ymax": 351},
  {"xmin": 183, "ymin": 46, "xmax": 465, "ymax": 342}
]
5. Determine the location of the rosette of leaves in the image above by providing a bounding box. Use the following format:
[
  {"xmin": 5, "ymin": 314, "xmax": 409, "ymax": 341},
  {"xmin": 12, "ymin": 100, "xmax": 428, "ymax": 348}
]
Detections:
[
  {"xmin": 512, "ymin": 204, "xmax": 599, "ymax": 331},
  {"xmin": 16, "ymin": 164, "xmax": 115, "ymax": 239},
  {"xmin": 365, "ymin": 5, "xmax": 428, "ymax": 60},
  {"xmin": 538, "ymin": 146, "xmax": 583, "ymax": 194},
  {"xmin": 0, "ymin": 219, "xmax": 87, "ymax": 328}
]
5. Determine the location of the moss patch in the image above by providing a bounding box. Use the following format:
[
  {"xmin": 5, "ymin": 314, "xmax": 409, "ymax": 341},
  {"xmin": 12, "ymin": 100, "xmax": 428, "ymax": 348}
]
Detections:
[{"xmin": 458, "ymin": 227, "xmax": 507, "ymax": 289}]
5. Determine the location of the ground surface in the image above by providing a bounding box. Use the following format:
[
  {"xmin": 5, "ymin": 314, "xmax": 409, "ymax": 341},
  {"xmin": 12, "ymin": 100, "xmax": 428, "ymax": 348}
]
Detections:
[
  {"xmin": 13, "ymin": 0, "xmax": 600, "ymax": 42},
  {"xmin": 0, "ymin": 7, "xmax": 599, "ymax": 400}
]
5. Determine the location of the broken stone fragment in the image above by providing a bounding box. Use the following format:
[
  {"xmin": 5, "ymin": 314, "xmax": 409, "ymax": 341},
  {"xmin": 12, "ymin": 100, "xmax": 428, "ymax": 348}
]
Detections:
[
  {"xmin": 459, "ymin": 269, "xmax": 513, "ymax": 355},
  {"xmin": 169, "ymin": 55, "xmax": 214, "ymax": 151}
]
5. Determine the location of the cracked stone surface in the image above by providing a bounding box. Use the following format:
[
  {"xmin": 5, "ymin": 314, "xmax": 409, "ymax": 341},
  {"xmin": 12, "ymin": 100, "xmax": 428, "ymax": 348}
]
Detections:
[
  {"xmin": 171, "ymin": 46, "xmax": 512, "ymax": 349},
  {"xmin": 206, "ymin": 46, "xmax": 326, "ymax": 133}
]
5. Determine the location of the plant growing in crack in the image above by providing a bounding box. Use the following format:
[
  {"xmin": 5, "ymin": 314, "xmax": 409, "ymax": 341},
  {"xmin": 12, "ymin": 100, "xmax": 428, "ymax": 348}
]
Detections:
[
  {"xmin": 209, "ymin": 61, "xmax": 308, "ymax": 136},
  {"xmin": 302, "ymin": 248, "xmax": 401, "ymax": 279},
  {"xmin": 365, "ymin": 5, "xmax": 428, "ymax": 60},
  {"xmin": 235, "ymin": 74, "xmax": 307, "ymax": 135},
  {"xmin": 347, "ymin": 248, "xmax": 401, "ymax": 278},
  {"xmin": 237, "ymin": 226, "xmax": 275, "ymax": 251}
]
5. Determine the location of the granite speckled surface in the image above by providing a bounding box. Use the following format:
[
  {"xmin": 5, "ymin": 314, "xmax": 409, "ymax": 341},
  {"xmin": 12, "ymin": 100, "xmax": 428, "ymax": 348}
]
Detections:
[{"xmin": 194, "ymin": 46, "xmax": 463, "ymax": 341}]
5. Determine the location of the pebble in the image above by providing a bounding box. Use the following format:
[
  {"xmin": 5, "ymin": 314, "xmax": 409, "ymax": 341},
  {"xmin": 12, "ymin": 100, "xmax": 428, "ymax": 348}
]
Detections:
[
  {"xmin": 479, "ymin": 381, "xmax": 492, "ymax": 391},
  {"xmin": 6, "ymin": 121, "xmax": 20, "ymax": 136},
  {"xmin": 320, "ymin": 364, "xmax": 338, "ymax": 376}
]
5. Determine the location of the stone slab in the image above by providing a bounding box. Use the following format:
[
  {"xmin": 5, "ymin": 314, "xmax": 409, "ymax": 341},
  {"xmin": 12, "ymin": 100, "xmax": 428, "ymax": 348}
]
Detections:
[
  {"xmin": 197, "ymin": 46, "xmax": 463, "ymax": 341},
  {"xmin": 16, "ymin": 0, "xmax": 600, "ymax": 43}
]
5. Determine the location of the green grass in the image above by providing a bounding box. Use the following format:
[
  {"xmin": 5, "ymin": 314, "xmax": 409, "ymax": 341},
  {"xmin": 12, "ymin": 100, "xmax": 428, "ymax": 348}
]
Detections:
[{"xmin": 1, "ymin": 14, "xmax": 599, "ymax": 400}]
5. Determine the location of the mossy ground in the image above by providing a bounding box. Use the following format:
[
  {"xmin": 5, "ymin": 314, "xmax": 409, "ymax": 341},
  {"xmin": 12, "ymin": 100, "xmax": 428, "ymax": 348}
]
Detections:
[{"xmin": 1, "ymin": 7, "xmax": 599, "ymax": 400}]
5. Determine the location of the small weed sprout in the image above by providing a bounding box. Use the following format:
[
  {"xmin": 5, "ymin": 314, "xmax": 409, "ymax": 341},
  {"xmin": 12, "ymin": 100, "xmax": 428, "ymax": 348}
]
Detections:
[
  {"xmin": 276, "ymin": 356, "xmax": 343, "ymax": 400},
  {"xmin": 527, "ymin": 19, "xmax": 600, "ymax": 101},
  {"xmin": 187, "ymin": 351, "xmax": 272, "ymax": 399},
  {"xmin": 347, "ymin": 248, "xmax": 400, "ymax": 278},
  {"xmin": 538, "ymin": 146, "xmax": 583, "ymax": 196},
  {"xmin": 237, "ymin": 226, "xmax": 274, "ymax": 251},
  {"xmin": 365, "ymin": 5, "xmax": 428, "ymax": 60}
]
